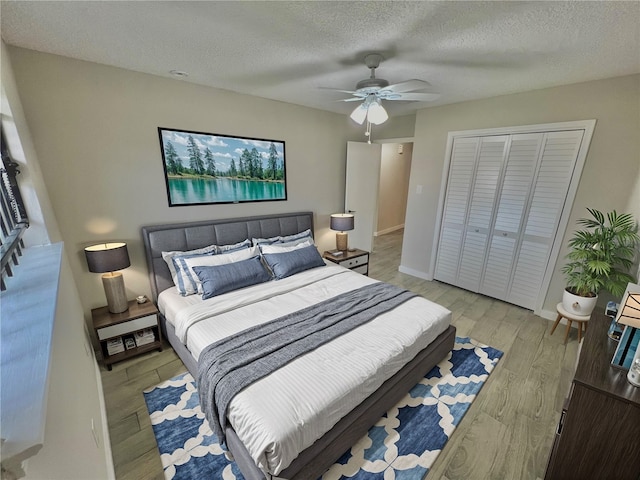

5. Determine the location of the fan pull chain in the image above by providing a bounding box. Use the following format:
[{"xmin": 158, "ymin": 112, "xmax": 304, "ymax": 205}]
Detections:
[{"xmin": 365, "ymin": 121, "xmax": 372, "ymax": 144}]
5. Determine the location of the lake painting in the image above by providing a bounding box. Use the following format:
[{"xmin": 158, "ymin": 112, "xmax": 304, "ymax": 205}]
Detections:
[{"xmin": 158, "ymin": 127, "xmax": 287, "ymax": 206}]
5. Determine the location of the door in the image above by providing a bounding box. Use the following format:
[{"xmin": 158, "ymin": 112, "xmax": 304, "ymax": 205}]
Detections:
[
  {"xmin": 506, "ymin": 130, "xmax": 585, "ymax": 309},
  {"xmin": 434, "ymin": 128, "xmax": 587, "ymax": 310},
  {"xmin": 457, "ymin": 135, "xmax": 508, "ymax": 291},
  {"xmin": 480, "ymin": 133, "xmax": 543, "ymax": 300},
  {"xmin": 345, "ymin": 141, "xmax": 382, "ymax": 252}
]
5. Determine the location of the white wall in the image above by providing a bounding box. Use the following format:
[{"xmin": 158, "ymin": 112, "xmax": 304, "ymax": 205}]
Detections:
[
  {"xmin": 7, "ymin": 46, "xmax": 360, "ymax": 317},
  {"xmin": 402, "ymin": 74, "xmax": 640, "ymax": 314},
  {"xmin": 1, "ymin": 41, "xmax": 113, "ymax": 480},
  {"xmin": 376, "ymin": 143, "xmax": 412, "ymax": 234}
]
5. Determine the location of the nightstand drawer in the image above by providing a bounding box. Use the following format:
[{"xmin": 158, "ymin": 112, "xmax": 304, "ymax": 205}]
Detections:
[
  {"xmin": 338, "ymin": 254, "xmax": 368, "ymax": 269},
  {"xmin": 351, "ymin": 264, "xmax": 369, "ymax": 275},
  {"xmin": 97, "ymin": 314, "xmax": 157, "ymax": 340}
]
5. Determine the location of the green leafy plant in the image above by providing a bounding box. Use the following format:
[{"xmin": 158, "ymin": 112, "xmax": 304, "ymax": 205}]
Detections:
[{"xmin": 562, "ymin": 208, "xmax": 639, "ymax": 298}]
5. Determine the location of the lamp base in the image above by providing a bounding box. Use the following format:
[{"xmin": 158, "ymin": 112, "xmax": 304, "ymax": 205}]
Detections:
[
  {"xmin": 336, "ymin": 232, "xmax": 348, "ymax": 251},
  {"xmin": 102, "ymin": 272, "xmax": 128, "ymax": 314}
]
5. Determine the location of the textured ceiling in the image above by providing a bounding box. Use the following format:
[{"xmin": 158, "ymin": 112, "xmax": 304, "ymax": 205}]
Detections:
[{"xmin": 2, "ymin": 1, "xmax": 639, "ymax": 117}]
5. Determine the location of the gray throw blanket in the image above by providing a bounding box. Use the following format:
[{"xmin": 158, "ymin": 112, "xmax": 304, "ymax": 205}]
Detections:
[{"xmin": 197, "ymin": 282, "xmax": 416, "ymax": 445}]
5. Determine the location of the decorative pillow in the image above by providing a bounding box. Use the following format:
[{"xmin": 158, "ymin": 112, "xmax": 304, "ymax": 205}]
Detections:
[
  {"xmin": 174, "ymin": 246, "xmax": 258, "ymax": 296},
  {"xmin": 162, "ymin": 244, "xmax": 218, "ymax": 288},
  {"xmin": 280, "ymin": 229, "xmax": 313, "ymax": 243},
  {"xmin": 259, "ymin": 238, "xmax": 314, "ymax": 254},
  {"xmin": 262, "ymin": 245, "xmax": 325, "ymax": 280},
  {"xmin": 252, "ymin": 235, "xmax": 281, "ymax": 246},
  {"xmin": 193, "ymin": 256, "xmax": 272, "ymax": 300},
  {"xmin": 216, "ymin": 239, "xmax": 251, "ymax": 253}
]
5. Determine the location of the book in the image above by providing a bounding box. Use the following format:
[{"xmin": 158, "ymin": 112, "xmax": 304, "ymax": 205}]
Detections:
[
  {"xmin": 124, "ymin": 336, "xmax": 137, "ymax": 350},
  {"xmin": 106, "ymin": 337, "xmax": 124, "ymax": 355},
  {"xmin": 134, "ymin": 328, "xmax": 156, "ymax": 347}
]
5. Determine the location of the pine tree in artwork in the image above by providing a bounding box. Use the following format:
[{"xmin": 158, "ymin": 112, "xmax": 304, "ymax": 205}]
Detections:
[
  {"xmin": 229, "ymin": 159, "xmax": 237, "ymax": 177},
  {"xmin": 240, "ymin": 149, "xmax": 252, "ymax": 178},
  {"xmin": 164, "ymin": 141, "xmax": 181, "ymax": 174},
  {"xmin": 250, "ymin": 148, "xmax": 263, "ymax": 179},
  {"xmin": 187, "ymin": 135, "xmax": 205, "ymax": 175},
  {"xmin": 204, "ymin": 147, "xmax": 216, "ymax": 177},
  {"xmin": 267, "ymin": 142, "xmax": 278, "ymax": 180}
]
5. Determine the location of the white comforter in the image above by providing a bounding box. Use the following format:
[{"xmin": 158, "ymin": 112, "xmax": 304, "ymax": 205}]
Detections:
[{"xmin": 158, "ymin": 263, "xmax": 451, "ymax": 476}]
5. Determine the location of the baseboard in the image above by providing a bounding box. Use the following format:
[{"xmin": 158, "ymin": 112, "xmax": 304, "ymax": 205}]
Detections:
[
  {"xmin": 538, "ymin": 308, "xmax": 558, "ymax": 321},
  {"xmin": 398, "ymin": 265, "xmax": 433, "ymax": 281},
  {"xmin": 374, "ymin": 224, "xmax": 404, "ymax": 237}
]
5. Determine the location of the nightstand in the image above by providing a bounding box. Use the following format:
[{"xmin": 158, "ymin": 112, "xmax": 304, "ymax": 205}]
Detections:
[
  {"xmin": 91, "ymin": 299, "xmax": 162, "ymax": 370},
  {"xmin": 323, "ymin": 248, "xmax": 369, "ymax": 275}
]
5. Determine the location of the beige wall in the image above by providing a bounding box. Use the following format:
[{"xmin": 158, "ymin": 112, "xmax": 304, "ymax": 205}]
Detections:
[
  {"xmin": 8, "ymin": 46, "xmax": 360, "ymax": 314},
  {"xmin": 377, "ymin": 143, "xmax": 412, "ymax": 234},
  {"xmin": 1, "ymin": 41, "xmax": 114, "ymax": 479},
  {"xmin": 374, "ymin": 113, "xmax": 416, "ymax": 140},
  {"xmin": 402, "ymin": 74, "xmax": 640, "ymax": 315}
]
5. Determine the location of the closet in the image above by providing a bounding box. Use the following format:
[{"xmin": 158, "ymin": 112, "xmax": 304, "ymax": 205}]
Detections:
[{"xmin": 434, "ymin": 123, "xmax": 593, "ymax": 311}]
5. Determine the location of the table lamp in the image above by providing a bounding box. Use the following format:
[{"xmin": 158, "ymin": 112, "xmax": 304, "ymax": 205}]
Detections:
[
  {"xmin": 85, "ymin": 242, "xmax": 131, "ymax": 313},
  {"xmin": 616, "ymin": 292, "xmax": 640, "ymax": 329},
  {"xmin": 611, "ymin": 285, "xmax": 640, "ymax": 373},
  {"xmin": 330, "ymin": 213, "xmax": 354, "ymax": 251}
]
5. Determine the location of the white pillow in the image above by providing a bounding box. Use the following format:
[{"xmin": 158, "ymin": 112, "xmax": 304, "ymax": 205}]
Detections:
[
  {"xmin": 260, "ymin": 238, "xmax": 314, "ymax": 254},
  {"xmin": 252, "ymin": 235, "xmax": 281, "ymax": 246},
  {"xmin": 176, "ymin": 246, "xmax": 259, "ymax": 295},
  {"xmin": 280, "ymin": 229, "xmax": 313, "ymax": 243},
  {"xmin": 162, "ymin": 244, "xmax": 218, "ymax": 287},
  {"xmin": 216, "ymin": 239, "xmax": 251, "ymax": 253}
]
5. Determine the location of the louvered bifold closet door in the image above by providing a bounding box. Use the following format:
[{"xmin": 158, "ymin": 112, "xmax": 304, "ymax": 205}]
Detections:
[
  {"xmin": 507, "ymin": 130, "xmax": 585, "ymax": 309},
  {"xmin": 457, "ymin": 136, "xmax": 508, "ymax": 292},
  {"xmin": 434, "ymin": 137, "xmax": 479, "ymax": 285},
  {"xmin": 436, "ymin": 128, "xmax": 585, "ymax": 310},
  {"xmin": 479, "ymin": 133, "xmax": 543, "ymax": 300}
]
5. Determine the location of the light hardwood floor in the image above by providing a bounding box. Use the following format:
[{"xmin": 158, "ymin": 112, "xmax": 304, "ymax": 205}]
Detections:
[{"xmin": 101, "ymin": 230, "xmax": 577, "ymax": 480}]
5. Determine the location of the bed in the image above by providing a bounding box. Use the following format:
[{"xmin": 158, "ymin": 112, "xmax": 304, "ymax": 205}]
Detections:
[{"xmin": 141, "ymin": 211, "xmax": 456, "ymax": 480}]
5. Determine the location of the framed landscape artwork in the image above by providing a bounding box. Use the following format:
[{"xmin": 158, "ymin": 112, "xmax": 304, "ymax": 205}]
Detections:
[{"xmin": 158, "ymin": 127, "xmax": 287, "ymax": 206}]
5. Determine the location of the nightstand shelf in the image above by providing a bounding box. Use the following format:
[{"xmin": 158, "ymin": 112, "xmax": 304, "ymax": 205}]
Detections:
[
  {"xmin": 323, "ymin": 249, "xmax": 369, "ymax": 275},
  {"xmin": 92, "ymin": 299, "xmax": 162, "ymax": 370}
]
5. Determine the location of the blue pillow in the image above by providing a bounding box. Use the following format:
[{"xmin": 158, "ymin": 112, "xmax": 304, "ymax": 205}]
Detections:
[
  {"xmin": 262, "ymin": 245, "xmax": 325, "ymax": 280},
  {"xmin": 192, "ymin": 256, "xmax": 272, "ymax": 300}
]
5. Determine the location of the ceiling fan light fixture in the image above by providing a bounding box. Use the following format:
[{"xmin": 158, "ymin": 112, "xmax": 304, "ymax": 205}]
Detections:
[
  {"xmin": 366, "ymin": 100, "xmax": 388, "ymax": 125},
  {"xmin": 350, "ymin": 103, "xmax": 368, "ymax": 125}
]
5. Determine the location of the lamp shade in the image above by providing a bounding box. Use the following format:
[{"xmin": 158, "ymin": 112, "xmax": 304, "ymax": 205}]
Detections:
[
  {"xmin": 330, "ymin": 213, "xmax": 355, "ymax": 232},
  {"xmin": 366, "ymin": 99, "xmax": 388, "ymax": 125},
  {"xmin": 350, "ymin": 98, "xmax": 389, "ymax": 126},
  {"xmin": 617, "ymin": 292, "xmax": 640, "ymax": 329},
  {"xmin": 350, "ymin": 103, "xmax": 368, "ymax": 125},
  {"xmin": 85, "ymin": 242, "xmax": 131, "ymax": 273}
]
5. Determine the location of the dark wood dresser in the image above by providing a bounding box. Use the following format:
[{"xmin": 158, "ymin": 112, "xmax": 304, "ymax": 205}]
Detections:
[{"xmin": 545, "ymin": 311, "xmax": 640, "ymax": 479}]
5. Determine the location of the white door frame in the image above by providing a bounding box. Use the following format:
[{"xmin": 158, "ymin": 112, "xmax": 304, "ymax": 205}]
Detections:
[
  {"xmin": 430, "ymin": 120, "xmax": 596, "ymax": 316},
  {"xmin": 344, "ymin": 137, "xmax": 415, "ymax": 252}
]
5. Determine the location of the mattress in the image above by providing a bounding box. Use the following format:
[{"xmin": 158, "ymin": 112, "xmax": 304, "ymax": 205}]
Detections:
[{"xmin": 157, "ymin": 263, "xmax": 451, "ymax": 475}]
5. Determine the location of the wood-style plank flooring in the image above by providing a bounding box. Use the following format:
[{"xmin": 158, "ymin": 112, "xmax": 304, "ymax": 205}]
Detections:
[{"xmin": 101, "ymin": 230, "xmax": 577, "ymax": 480}]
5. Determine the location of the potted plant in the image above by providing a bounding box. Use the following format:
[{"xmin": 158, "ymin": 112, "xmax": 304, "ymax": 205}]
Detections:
[{"xmin": 561, "ymin": 208, "xmax": 639, "ymax": 315}]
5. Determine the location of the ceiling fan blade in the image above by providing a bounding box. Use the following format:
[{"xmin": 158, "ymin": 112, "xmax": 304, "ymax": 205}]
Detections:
[
  {"xmin": 318, "ymin": 87, "xmax": 359, "ymax": 94},
  {"xmin": 383, "ymin": 92, "xmax": 441, "ymax": 102},
  {"xmin": 340, "ymin": 97, "xmax": 366, "ymax": 102},
  {"xmin": 379, "ymin": 79, "xmax": 433, "ymax": 93}
]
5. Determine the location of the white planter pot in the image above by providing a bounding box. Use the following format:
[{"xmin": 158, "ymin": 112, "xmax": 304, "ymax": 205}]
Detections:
[{"xmin": 562, "ymin": 288, "xmax": 598, "ymax": 316}]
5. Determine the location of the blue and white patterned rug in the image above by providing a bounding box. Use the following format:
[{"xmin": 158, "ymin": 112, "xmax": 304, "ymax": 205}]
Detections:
[{"xmin": 144, "ymin": 337, "xmax": 502, "ymax": 480}]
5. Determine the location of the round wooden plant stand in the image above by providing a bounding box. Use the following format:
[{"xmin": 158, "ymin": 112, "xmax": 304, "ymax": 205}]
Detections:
[{"xmin": 550, "ymin": 302, "xmax": 591, "ymax": 344}]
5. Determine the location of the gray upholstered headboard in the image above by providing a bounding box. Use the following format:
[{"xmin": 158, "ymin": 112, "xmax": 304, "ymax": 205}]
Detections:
[{"xmin": 141, "ymin": 211, "xmax": 314, "ymax": 302}]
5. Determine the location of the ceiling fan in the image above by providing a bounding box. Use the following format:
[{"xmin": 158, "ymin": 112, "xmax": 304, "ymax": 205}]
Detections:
[{"xmin": 332, "ymin": 53, "xmax": 440, "ymax": 125}]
